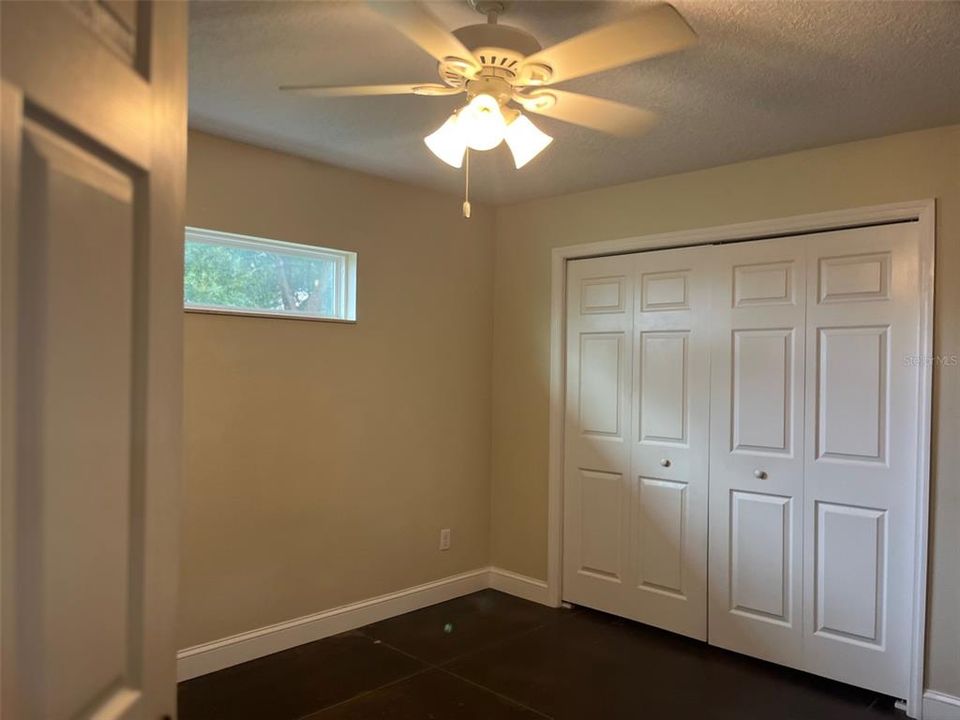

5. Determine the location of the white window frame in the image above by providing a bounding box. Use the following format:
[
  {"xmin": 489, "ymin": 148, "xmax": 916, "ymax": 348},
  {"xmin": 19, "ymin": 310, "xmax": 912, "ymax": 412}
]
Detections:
[{"xmin": 184, "ymin": 226, "xmax": 357, "ymax": 322}]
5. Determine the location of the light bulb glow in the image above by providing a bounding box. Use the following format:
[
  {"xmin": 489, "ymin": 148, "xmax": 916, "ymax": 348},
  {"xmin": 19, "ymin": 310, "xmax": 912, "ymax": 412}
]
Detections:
[
  {"xmin": 425, "ymin": 95, "xmax": 544, "ymax": 168},
  {"xmin": 457, "ymin": 94, "xmax": 506, "ymax": 151},
  {"xmin": 424, "ymin": 114, "xmax": 467, "ymax": 168},
  {"xmin": 504, "ymin": 113, "xmax": 553, "ymax": 169}
]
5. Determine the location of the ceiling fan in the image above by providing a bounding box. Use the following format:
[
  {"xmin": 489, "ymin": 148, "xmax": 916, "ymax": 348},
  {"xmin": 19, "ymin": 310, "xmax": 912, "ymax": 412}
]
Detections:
[{"xmin": 281, "ymin": 0, "xmax": 697, "ymax": 211}]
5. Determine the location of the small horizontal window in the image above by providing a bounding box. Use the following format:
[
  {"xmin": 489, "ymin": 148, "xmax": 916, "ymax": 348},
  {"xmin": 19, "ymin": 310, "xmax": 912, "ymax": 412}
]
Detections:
[{"xmin": 184, "ymin": 227, "xmax": 356, "ymax": 322}]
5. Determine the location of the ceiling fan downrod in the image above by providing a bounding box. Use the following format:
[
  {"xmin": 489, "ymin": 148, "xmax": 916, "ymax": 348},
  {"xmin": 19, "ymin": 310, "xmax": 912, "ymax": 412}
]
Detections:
[{"xmin": 470, "ymin": 0, "xmax": 506, "ymax": 25}]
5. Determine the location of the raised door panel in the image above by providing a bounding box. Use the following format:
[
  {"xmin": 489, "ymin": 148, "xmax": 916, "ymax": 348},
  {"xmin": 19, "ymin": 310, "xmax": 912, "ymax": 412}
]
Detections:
[
  {"xmin": 730, "ymin": 492, "xmax": 792, "ymax": 623},
  {"xmin": 733, "ymin": 262, "xmax": 795, "ymax": 307},
  {"xmin": 814, "ymin": 503, "xmax": 885, "ymax": 645},
  {"xmin": 578, "ymin": 471, "xmax": 625, "ymax": 581},
  {"xmin": 641, "ymin": 270, "xmax": 689, "ymax": 312},
  {"xmin": 579, "ymin": 333, "xmax": 624, "ymax": 437},
  {"xmin": 818, "ymin": 253, "xmax": 890, "ymax": 304},
  {"xmin": 581, "ymin": 276, "xmax": 627, "ymax": 315},
  {"xmin": 731, "ymin": 329, "xmax": 793, "ymax": 455},
  {"xmin": 638, "ymin": 331, "xmax": 688, "ymax": 445},
  {"xmin": 64, "ymin": 0, "xmax": 138, "ymax": 63},
  {"xmin": 816, "ymin": 327, "xmax": 888, "ymax": 463},
  {"xmin": 635, "ymin": 478, "xmax": 686, "ymax": 597}
]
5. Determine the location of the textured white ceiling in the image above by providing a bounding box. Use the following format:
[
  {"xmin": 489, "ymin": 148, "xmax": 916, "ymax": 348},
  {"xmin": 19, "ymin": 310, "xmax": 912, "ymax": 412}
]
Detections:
[{"xmin": 189, "ymin": 0, "xmax": 960, "ymax": 204}]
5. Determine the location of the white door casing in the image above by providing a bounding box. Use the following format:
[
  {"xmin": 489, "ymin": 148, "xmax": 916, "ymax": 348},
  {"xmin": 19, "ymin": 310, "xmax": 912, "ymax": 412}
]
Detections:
[
  {"xmin": 707, "ymin": 238, "xmax": 807, "ymax": 668},
  {"xmin": 564, "ymin": 246, "xmax": 712, "ymax": 639},
  {"xmin": 1, "ymin": 3, "xmax": 186, "ymax": 719}
]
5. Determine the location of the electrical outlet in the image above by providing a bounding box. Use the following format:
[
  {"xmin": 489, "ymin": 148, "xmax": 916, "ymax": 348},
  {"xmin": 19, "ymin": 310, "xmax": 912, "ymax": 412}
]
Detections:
[{"xmin": 439, "ymin": 528, "xmax": 451, "ymax": 551}]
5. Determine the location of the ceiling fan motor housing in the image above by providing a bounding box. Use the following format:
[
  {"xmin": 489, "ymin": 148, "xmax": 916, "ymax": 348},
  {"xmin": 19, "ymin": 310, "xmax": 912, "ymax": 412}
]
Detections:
[{"xmin": 442, "ymin": 23, "xmax": 547, "ymax": 92}]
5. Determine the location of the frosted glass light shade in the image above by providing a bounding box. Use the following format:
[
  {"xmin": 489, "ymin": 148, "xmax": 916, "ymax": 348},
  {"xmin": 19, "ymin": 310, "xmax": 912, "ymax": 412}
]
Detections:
[
  {"xmin": 424, "ymin": 115, "xmax": 467, "ymax": 168},
  {"xmin": 504, "ymin": 113, "xmax": 553, "ymax": 169},
  {"xmin": 458, "ymin": 94, "xmax": 506, "ymax": 151}
]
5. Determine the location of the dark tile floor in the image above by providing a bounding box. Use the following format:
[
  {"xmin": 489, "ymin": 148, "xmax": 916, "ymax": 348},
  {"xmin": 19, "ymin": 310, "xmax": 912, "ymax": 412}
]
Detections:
[{"xmin": 178, "ymin": 590, "xmax": 903, "ymax": 719}]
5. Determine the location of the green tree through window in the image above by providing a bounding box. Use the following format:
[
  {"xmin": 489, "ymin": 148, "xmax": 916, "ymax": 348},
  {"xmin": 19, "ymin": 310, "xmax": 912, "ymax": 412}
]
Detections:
[{"xmin": 184, "ymin": 229, "xmax": 356, "ymax": 320}]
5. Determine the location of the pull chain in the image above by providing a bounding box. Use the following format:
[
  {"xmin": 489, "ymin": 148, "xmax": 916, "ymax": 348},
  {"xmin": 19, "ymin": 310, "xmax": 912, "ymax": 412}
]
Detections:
[{"xmin": 462, "ymin": 148, "xmax": 471, "ymax": 219}]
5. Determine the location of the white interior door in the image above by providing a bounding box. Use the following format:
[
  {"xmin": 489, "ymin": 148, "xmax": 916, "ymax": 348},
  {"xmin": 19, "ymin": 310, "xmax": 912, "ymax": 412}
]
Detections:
[
  {"xmin": 801, "ymin": 223, "xmax": 920, "ymax": 697},
  {"xmin": 564, "ymin": 245, "xmax": 711, "ymax": 639},
  {"xmin": 707, "ymin": 238, "xmax": 807, "ymax": 668},
  {"xmin": 1, "ymin": 3, "xmax": 186, "ymax": 719}
]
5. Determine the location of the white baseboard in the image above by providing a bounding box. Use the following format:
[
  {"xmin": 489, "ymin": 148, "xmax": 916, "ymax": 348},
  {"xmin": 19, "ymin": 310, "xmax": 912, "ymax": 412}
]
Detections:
[
  {"xmin": 177, "ymin": 567, "xmax": 489, "ymax": 681},
  {"xmin": 923, "ymin": 691, "xmax": 960, "ymax": 720},
  {"xmin": 177, "ymin": 566, "xmax": 551, "ymax": 681},
  {"xmin": 488, "ymin": 566, "xmax": 551, "ymax": 606}
]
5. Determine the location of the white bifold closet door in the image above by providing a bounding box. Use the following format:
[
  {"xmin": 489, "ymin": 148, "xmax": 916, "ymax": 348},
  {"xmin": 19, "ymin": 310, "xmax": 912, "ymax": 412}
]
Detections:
[
  {"xmin": 707, "ymin": 237, "xmax": 807, "ymax": 669},
  {"xmin": 800, "ymin": 224, "xmax": 920, "ymax": 697},
  {"xmin": 564, "ymin": 221, "xmax": 923, "ymax": 700},
  {"xmin": 708, "ymin": 224, "xmax": 920, "ymax": 698},
  {"xmin": 564, "ymin": 245, "xmax": 712, "ymax": 639}
]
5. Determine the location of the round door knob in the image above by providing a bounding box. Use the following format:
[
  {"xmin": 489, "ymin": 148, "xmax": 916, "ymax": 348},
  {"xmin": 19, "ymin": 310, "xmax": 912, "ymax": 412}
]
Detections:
[
  {"xmin": 660, "ymin": 458, "xmax": 671, "ymax": 467},
  {"xmin": 754, "ymin": 469, "xmax": 768, "ymax": 479}
]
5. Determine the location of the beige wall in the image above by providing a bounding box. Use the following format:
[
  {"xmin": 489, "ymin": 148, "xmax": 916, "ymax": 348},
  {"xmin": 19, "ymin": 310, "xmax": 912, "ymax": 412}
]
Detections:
[
  {"xmin": 491, "ymin": 125, "xmax": 960, "ymax": 694},
  {"xmin": 179, "ymin": 131, "xmax": 496, "ymax": 648}
]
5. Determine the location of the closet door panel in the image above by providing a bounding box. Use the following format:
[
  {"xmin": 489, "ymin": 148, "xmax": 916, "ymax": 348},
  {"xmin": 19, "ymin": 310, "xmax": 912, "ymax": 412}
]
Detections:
[
  {"xmin": 816, "ymin": 326, "xmax": 887, "ymax": 461},
  {"xmin": 637, "ymin": 331, "xmax": 688, "ymax": 444},
  {"xmin": 731, "ymin": 328, "xmax": 795, "ymax": 454},
  {"xmin": 802, "ymin": 224, "xmax": 920, "ymax": 698},
  {"xmin": 708, "ymin": 240, "xmax": 806, "ymax": 669},
  {"xmin": 629, "ymin": 246, "xmax": 712, "ymax": 639},
  {"xmin": 563, "ymin": 256, "xmax": 634, "ymax": 612},
  {"xmin": 730, "ymin": 491, "xmax": 792, "ymax": 623}
]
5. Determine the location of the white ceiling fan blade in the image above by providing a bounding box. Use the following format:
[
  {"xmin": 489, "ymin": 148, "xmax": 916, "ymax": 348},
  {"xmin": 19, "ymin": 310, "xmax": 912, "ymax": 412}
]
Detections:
[
  {"xmin": 280, "ymin": 83, "xmax": 462, "ymax": 98},
  {"xmin": 516, "ymin": 89, "xmax": 656, "ymax": 137},
  {"xmin": 368, "ymin": 1, "xmax": 480, "ymax": 73},
  {"xmin": 517, "ymin": 3, "xmax": 696, "ymax": 86}
]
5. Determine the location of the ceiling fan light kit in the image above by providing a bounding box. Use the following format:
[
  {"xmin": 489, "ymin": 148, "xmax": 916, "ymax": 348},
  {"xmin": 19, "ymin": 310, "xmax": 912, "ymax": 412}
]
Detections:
[
  {"xmin": 424, "ymin": 91, "xmax": 554, "ymax": 170},
  {"xmin": 280, "ymin": 1, "xmax": 697, "ymax": 215}
]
